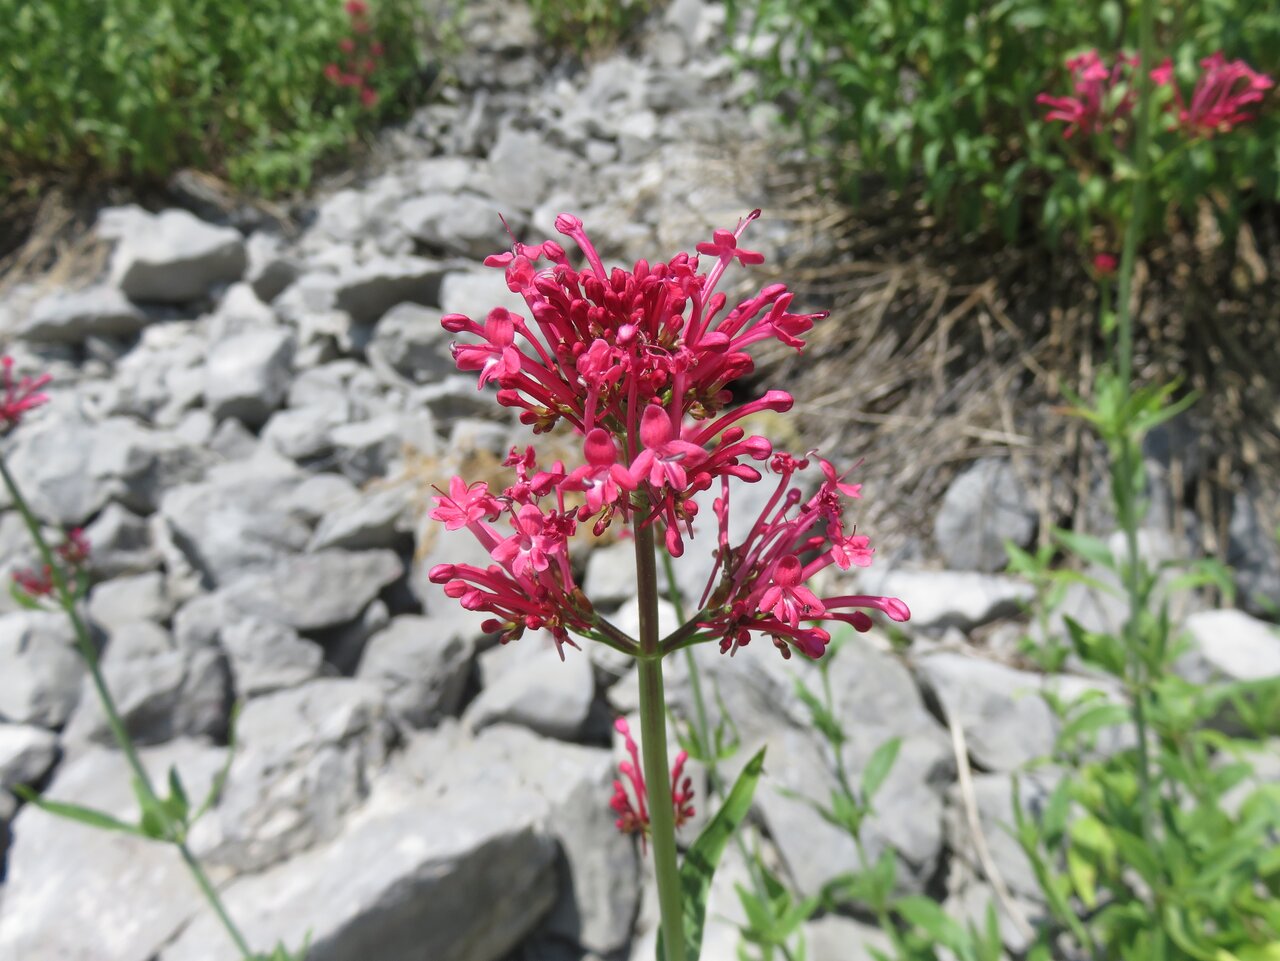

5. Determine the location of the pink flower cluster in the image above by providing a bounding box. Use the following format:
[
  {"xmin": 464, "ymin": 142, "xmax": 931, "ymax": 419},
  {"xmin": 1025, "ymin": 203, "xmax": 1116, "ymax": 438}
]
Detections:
[
  {"xmin": 610, "ymin": 718, "xmax": 694, "ymax": 850},
  {"xmin": 429, "ymin": 214, "xmax": 908, "ymax": 660},
  {"xmin": 1038, "ymin": 49, "xmax": 1274, "ymax": 140},
  {"xmin": 324, "ymin": 0, "xmax": 384, "ymax": 109},
  {"xmin": 1036, "ymin": 50, "xmax": 1140, "ymax": 139},
  {"xmin": 12, "ymin": 528, "xmax": 90, "ymax": 599},
  {"xmin": 1, "ymin": 356, "xmax": 51, "ymax": 432},
  {"xmin": 1152, "ymin": 52, "xmax": 1274, "ymax": 136}
]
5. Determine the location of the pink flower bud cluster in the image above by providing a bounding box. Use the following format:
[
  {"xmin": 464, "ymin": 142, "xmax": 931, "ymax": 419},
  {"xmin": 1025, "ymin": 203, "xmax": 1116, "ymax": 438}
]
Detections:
[
  {"xmin": 1037, "ymin": 49, "xmax": 1273, "ymax": 140},
  {"xmin": 610, "ymin": 718, "xmax": 694, "ymax": 851},
  {"xmin": 429, "ymin": 213, "xmax": 909, "ymax": 660}
]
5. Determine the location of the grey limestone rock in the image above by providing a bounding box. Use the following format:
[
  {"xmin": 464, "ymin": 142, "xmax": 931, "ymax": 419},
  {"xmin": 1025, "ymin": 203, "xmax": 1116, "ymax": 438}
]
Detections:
[
  {"xmin": 196, "ymin": 678, "xmax": 394, "ymax": 872},
  {"xmin": 204, "ymin": 326, "xmax": 295, "ymax": 427},
  {"xmin": 355, "ymin": 614, "xmax": 474, "ymax": 727},
  {"xmin": 915, "ymin": 652, "xmax": 1056, "ymax": 771},
  {"xmin": 308, "ymin": 484, "xmax": 414, "ymax": 552},
  {"xmin": 465, "ymin": 645, "xmax": 595, "ymax": 741},
  {"xmin": 245, "ymin": 232, "xmax": 301, "ymax": 303},
  {"xmin": 110, "ymin": 208, "xmax": 247, "ymax": 303},
  {"xmin": 219, "ymin": 548, "xmax": 403, "ymax": 634},
  {"xmin": 867, "ymin": 569, "xmax": 1034, "ymax": 632},
  {"xmin": 21, "ymin": 285, "xmax": 148, "ymax": 343},
  {"xmin": 333, "ymin": 256, "xmax": 448, "ymax": 326},
  {"xmin": 86, "ymin": 570, "xmax": 174, "ymax": 634},
  {"xmin": 1227, "ymin": 484, "xmax": 1280, "ymax": 618},
  {"xmin": 439, "ymin": 266, "xmax": 524, "ymax": 318},
  {"xmin": 5, "ymin": 411, "xmax": 212, "ymax": 526},
  {"xmin": 397, "ymin": 191, "xmax": 516, "ymax": 258},
  {"xmin": 934, "ymin": 458, "xmax": 1037, "ymax": 572},
  {"xmin": 328, "ymin": 412, "xmax": 438, "ymax": 484},
  {"xmin": 1179, "ymin": 609, "xmax": 1280, "ymax": 683},
  {"xmin": 366, "ymin": 301, "xmax": 454, "ymax": 383},
  {"xmin": 0, "ymin": 611, "xmax": 86, "ymax": 728},
  {"xmin": 485, "ymin": 126, "xmax": 582, "ymax": 215},
  {"xmin": 82, "ymin": 502, "xmax": 162, "ymax": 578},
  {"xmin": 219, "ymin": 615, "xmax": 326, "ymax": 698},
  {"xmin": 0, "ymin": 739, "xmax": 228, "ymax": 961},
  {"xmin": 63, "ymin": 620, "xmax": 230, "ymax": 747},
  {"xmin": 158, "ymin": 455, "xmax": 312, "ymax": 586},
  {"xmin": 164, "ymin": 731, "xmax": 563, "ymax": 961},
  {"xmin": 0, "ymin": 723, "xmax": 59, "ymax": 791}
]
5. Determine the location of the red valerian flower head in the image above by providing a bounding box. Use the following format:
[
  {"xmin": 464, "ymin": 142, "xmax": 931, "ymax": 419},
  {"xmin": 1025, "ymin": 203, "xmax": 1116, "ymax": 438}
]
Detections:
[
  {"xmin": 1037, "ymin": 50, "xmax": 1145, "ymax": 140},
  {"xmin": 1, "ymin": 356, "xmax": 51, "ymax": 431},
  {"xmin": 1164, "ymin": 52, "xmax": 1275, "ymax": 136},
  {"xmin": 610, "ymin": 717, "xmax": 695, "ymax": 852}
]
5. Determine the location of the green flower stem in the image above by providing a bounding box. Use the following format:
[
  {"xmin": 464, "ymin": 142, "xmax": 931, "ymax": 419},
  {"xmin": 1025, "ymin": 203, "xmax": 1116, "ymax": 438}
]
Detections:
[
  {"xmin": 633, "ymin": 523, "xmax": 687, "ymax": 961},
  {"xmin": 0, "ymin": 454, "xmax": 257, "ymax": 961},
  {"xmin": 178, "ymin": 844, "xmax": 256, "ymax": 959},
  {"xmin": 1111, "ymin": 0, "xmax": 1160, "ymax": 872},
  {"xmin": 659, "ymin": 554, "xmax": 800, "ymax": 961}
]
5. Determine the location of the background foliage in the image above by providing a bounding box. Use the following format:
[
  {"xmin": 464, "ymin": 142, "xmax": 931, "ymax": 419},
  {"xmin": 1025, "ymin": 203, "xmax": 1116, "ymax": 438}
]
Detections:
[
  {"xmin": 0, "ymin": 0, "xmax": 425, "ymax": 195},
  {"xmin": 726, "ymin": 0, "xmax": 1280, "ymax": 246}
]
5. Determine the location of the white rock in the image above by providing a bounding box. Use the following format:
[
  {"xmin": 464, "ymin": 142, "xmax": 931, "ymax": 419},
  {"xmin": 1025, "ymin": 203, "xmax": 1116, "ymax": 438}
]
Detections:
[
  {"xmin": 466, "ymin": 644, "xmax": 595, "ymax": 741},
  {"xmin": 0, "ymin": 611, "xmax": 85, "ymax": 728},
  {"xmin": 110, "ymin": 209, "xmax": 247, "ymax": 303},
  {"xmin": 204, "ymin": 327, "xmax": 295, "ymax": 428}
]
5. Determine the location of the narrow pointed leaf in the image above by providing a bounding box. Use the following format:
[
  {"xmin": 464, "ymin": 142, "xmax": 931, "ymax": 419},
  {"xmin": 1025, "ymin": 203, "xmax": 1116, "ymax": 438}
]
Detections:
[
  {"xmin": 13, "ymin": 785, "xmax": 146, "ymax": 837},
  {"xmin": 659, "ymin": 747, "xmax": 766, "ymax": 961}
]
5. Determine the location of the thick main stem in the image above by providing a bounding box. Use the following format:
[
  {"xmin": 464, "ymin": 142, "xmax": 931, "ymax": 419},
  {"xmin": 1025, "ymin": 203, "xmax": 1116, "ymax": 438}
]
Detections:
[
  {"xmin": 0, "ymin": 454, "xmax": 258, "ymax": 960},
  {"xmin": 634, "ymin": 523, "xmax": 687, "ymax": 961}
]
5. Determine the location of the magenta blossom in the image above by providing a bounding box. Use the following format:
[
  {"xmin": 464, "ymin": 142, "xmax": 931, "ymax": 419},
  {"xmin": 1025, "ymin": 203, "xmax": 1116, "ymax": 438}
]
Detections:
[
  {"xmin": 1037, "ymin": 50, "xmax": 1138, "ymax": 138},
  {"xmin": 1, "ymin": 356, "xmax": 51, "ymax": 431},
  {"xmin": 610, "ymin": 717, "xmax": 695, "ymax": 851},
  {"xmin": 1155, "ymin": 52, "xmax": 1274, "ymax": 136},
  {"xmin": 434, "ymin": 214, "xmax": 907, "ymax": 660}
]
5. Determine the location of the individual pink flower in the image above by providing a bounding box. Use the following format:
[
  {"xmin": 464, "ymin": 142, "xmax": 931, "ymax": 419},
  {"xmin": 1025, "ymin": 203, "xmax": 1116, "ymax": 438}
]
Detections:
[
  {"xmin": 629, "ymin": 405, "xmax": 709, "ymax": 493},
  {"xmin": 758, "ymin": 555, "xmax": 826, "ymax": 628},
  {"xmin": 344, "ymin": 0, "xmax": 368, "ymax": 16},
  {"xmin": 430, "ymin": 477, "xmax": 498, "ymax": 530},
  {"xmin": 359, "ymin": 86, "xmax": 379, "ymax": 109},
  {"xmin": 491, "ymin": 503, "xmax": 561, "ymax": 577},
  {"xmin": 1092, "ymin": 252, "xmax": 1118, "ymax": 276},
  {"xmin": 1, "ymin": 356, "xmax": 51, "ymax": 431},
  {"xmin": 610, "ymin": 717, "xmax": 695, "ymax": 852},
  {"xmin": 562, "ymin": 429, "xmax": 636, "ymax": 519},
  {"xmin": 451, "ymin": 309, "xmax": 524, "ymax": 388}
]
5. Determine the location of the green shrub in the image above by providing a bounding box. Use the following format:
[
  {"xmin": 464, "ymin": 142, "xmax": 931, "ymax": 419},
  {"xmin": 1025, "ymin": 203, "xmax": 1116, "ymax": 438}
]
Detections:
[
  {"xmin": 727, "ymin": 0, "xmax": 1280, "ymax": 246},
  {"xmin": 0, "ymin": 0, "xmax": 425, "ymax": 195},
  {"xmin": 525, "ymin": 0, "xmax": 652, "ymax": 56}
]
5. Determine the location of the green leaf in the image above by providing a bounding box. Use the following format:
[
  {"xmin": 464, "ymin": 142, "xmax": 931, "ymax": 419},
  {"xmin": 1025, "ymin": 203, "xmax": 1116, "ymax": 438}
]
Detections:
[
  {"xmin": 1059, "ymin": 702, "xmax": 1130, "ymax": 747},
  {"xmin": 13, "ymin": 784, "xmax": 146, "ymax": 837},
  {"xmin": 860, "ymin": 736, "xmax": 901, "ymax": 804},
  {"xmin": 895, "ymin": 894, "xmax": 969, "ymax": 950},
  {"xmin": 164, "ymin": 765, "xmax": 190, "ymax": 826},
  {"xmin": 659, "ymin": 747, "xmax": 767, "ymax": 961},
  {"xmin": 8, "ymin": 579, "xmax": 46, "ymax": 611},
  {"xmin": 1052, "ymin": 529, "xmax": 1116, "ymax": 571}
]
